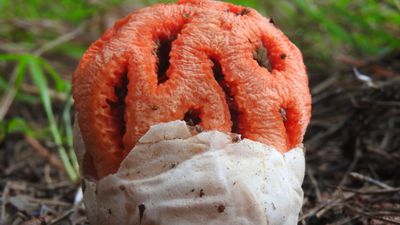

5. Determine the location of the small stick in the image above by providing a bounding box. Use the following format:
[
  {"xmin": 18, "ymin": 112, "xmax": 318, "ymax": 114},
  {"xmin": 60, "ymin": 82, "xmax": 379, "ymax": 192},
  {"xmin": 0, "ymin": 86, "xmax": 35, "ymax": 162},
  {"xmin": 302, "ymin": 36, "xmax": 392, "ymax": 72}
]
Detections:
[
  {"xmin": 311, "ymin": 75, "xmax": 339, "ymax": 95},
  {"xmin": 338, "ymin": 55, "xmax": 400, "ymax": 77},
  {"xmin": 299, "ymin": 192, "xmax": 355, "ymax": 221},
  {"xmin": 339, "ymin": 145, "xmax": 361, "ymax": 186},
  {"xmin": 307, "ymin": 168, "xmax": 321, "ymax": 201},
  {"xmin": 345, "ymin": 205, "xmax": 400, "ymax": 225},
  {"xmin": 29, "ymin": 198, "xmax": 71, "ymax": 207},
  {"xmin": 0, "ymin": 67, "xmax": 20, "ymax": 121},
  {"xmin": 331, "ymin": 216, "xmax": 361, "ymax": 225},
  {"xmin": 0, "ymin": 182, "xmax": 10, "ymax": 222},
  {"xmin": 20, "ymin": 83, "xmax": 68, "ymax": 102},
  {"xmin": 316, "ymin": 192, "xmax": 354, "ymax": 218},
  {"xmin": 366, "ymin": 146, "xmax": 400, "ymax": 162},
  {"xmin": 24, "ymin": 135, "xmax": 65, "ymax": 173},
  {"xmin": 349, "ymin": 172, "xmax": 393, "ymax": 190},
  {"xmin": 341, "ymin": 186, "xmax": 400, "ymax": 195},
  {"xmin": 49, "ymin": 207, "xmax": 75, "ymax": 225},
  {"xmin": 33, "ymin": 22, "xmax": 86, "ymax": 56}
]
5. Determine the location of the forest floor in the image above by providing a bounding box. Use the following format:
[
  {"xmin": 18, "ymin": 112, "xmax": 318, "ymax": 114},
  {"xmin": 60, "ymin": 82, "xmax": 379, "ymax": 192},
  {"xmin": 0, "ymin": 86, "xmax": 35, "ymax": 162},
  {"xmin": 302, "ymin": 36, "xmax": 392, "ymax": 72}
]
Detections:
[
  {"xmin": 1, "ymin": 2, "xmax": 400, "ymax": 225},
  {"xmin": 1, "ymin": 52, "xmax": 399, "ymax": 225}
]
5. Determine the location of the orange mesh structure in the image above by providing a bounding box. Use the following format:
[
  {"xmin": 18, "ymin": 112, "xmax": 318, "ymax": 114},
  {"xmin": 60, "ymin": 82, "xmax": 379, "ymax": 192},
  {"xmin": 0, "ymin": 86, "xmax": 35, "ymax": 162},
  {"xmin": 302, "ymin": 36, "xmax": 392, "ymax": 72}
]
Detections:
[{"xmin": 73, "ymin": 0, "xmax": 311, "ymax": 178}]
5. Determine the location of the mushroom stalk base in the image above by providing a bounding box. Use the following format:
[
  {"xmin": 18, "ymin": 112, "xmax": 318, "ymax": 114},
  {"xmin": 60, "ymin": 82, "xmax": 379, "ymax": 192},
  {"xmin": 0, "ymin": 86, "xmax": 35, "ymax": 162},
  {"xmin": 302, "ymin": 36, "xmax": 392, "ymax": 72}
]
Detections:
[{"xmin": 76, "ymin": 121, "xmax": 305, "ymax": 225}]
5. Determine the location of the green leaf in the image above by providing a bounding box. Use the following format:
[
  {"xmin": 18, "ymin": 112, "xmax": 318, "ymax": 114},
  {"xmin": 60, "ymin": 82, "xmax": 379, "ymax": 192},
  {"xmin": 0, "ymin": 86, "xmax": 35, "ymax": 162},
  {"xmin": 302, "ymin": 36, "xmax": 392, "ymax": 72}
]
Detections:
[{"xmin": 6, "ymin": 117, "xmax": 32, "ymax": 134}]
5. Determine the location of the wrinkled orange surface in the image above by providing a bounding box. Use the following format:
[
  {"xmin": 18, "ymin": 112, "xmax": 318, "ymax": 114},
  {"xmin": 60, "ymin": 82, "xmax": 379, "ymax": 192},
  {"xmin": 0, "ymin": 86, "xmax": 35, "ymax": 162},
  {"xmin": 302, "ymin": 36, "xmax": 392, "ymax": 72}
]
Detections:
[{"xmin": 73, "ymin": 0, "xmax": 311, "ymax": 178}]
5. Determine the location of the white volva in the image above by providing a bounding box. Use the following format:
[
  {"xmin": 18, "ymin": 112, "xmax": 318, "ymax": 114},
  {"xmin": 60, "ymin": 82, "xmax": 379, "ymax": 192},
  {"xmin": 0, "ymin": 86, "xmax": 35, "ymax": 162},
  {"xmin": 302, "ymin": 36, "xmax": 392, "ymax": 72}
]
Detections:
[{"xmin": 74, "ymin": 121, "xmax": 305, "ymax": 225}]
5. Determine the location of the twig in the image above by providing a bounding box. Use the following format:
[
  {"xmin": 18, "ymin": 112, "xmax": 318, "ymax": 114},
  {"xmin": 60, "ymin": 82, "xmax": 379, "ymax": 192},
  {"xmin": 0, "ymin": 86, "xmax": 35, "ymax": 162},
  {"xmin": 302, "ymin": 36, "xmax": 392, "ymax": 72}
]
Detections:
[
  {"xmin": 349, "ymin": 172, "xmax": 393, "ymax": 189},
  {"xmin": 312, "ymin": 88, "xmax": 343, "ymax": 105},
  {"xmin": 24, "ymin": 135, "xmax": 65, "ymax": 173},
  {"xmin": 339, "ymin": 144, "xmax": 362, "ymax": 186},
  {"xmin": 20, "ymin": 83, "xmax": 68, "ymax": 102},
  {"xmin": 33, "ymin": 22, "xmax": 86, "ymax": 56},
  {"xmin": 379, "ymin": 118, "xmax": 396, "ymax": 151},
  {"xmin": 366, "ymin": 146, "xmax": 400, "ymax": 162},
  {"xmin": 49, "ymin": 207, "xmax": 75, "ymax": 225},
  {"xmin": 30, "ymin": 181, "xmax": 71, "ymax": 191},
  {"xmin": 0, "ymin": 41, "xmax": 31, "ymax": 53},
  {"xmin": 0, "ymin": 66, "xmax": 20, "ymax": 121},
  {"xmin": 345, "ymin": 205, "xmax": 400, "ymax": 225},
  {"xmin": 341, "ymin": 186, "xmax": 400, "ymax": 195},
  {"xmin": 338, "ymin": 55, "xmax": 400, "ymax": 77},
  {"xmin": 305, "ymin": 117, "xmax": 348, "ymax": 147},
  {"xmin": 316, "ymin": 191, "xmax": 354, "ymax": 218},
  {"xmin": 311, "ymin": 75, "xmax": 339, "ymax": 95},
  {"xmin": 0, "ymin": 182, "xmax": 10, "ymax": 222},
  {"xmin": 4, "ymin": 160, "xmax": 34, "ymax": 176},
  {"xmin": 44, "ymin": 164, "xmax": 52, "ymax": 184},
  {"xmin": 337, "ymin": 55, "xmax": 368, "ymax": 67},
  {"xmin": 331, "ymin": 216, "xmax": 361, "ymax": 225},
  {"xmin": 359, "ymin": 100, "xmax": 400, "ymax": 107},
  {"xmin": 299, "ymin": 192, "xmax": 355, "ymax": 221},
  {"xmin": 4, "ymin": 19, "xmax": 65, "ymax": 32},
  {"xmin": 307, "ymin": 168, "xmax": 321, "ymax": 201},
  {"xmin": 29, "ymin": 198, "xmax": 71, "ymax": 207}
]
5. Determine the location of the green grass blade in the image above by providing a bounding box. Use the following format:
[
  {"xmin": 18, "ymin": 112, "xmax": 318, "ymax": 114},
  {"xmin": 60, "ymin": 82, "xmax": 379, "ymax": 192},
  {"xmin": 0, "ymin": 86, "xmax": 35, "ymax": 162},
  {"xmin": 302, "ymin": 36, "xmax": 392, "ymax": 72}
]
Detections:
[
  {"xmin": 292, "ymin": 0, "xmax": 353, "ymax": 44},
  {"xmin": 0, "ymin": 53, "xmax": 29, "ymax": 61},
  {"xmin": 0, "ymin": 58, "xmax": 28, "ymax": 121},
  {"xmin": 394, "ymin": 0, "xmax": 400, "ymax": 10},
  {"xmin": 38, "ymin": 58, "xmax": 71, "ymax": 92},
  {"xmin": 62, "ymin": 93, "xmax": 79, "ymax": 175},
  {"xmin": 28, "ymin": 57, "xmax": 78, "ymax": 182}
]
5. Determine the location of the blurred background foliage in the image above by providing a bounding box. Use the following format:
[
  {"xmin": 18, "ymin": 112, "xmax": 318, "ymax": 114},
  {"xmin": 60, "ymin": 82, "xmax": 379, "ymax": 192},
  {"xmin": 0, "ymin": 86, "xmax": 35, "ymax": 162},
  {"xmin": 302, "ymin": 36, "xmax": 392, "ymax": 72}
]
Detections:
[{"xmin": 0, "ymin": 0, "xmax": 399, "ymax": 181}]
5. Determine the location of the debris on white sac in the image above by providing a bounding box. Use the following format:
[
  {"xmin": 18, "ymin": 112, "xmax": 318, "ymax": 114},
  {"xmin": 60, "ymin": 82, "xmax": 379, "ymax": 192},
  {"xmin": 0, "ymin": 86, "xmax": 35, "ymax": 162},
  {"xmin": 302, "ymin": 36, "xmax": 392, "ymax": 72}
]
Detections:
[{"xmin": 75, "ymin": 121, "xmax": 305, "ymax": 225}]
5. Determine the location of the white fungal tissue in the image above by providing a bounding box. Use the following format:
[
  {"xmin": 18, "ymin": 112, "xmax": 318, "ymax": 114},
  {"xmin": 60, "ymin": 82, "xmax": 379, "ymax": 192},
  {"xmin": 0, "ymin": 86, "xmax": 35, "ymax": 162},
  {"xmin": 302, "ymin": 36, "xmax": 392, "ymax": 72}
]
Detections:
[{"xmin": 75, "ymin": 120, "xmax": 305, "ymax": 225}]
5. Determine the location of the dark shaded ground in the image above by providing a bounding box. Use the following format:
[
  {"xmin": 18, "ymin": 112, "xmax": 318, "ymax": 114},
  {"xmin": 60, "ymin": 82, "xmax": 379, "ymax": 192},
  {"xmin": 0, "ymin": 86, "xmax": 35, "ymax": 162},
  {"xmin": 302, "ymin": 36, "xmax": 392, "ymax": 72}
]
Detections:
[{"xmin": 301, "ymin": 52, "xmax": 400, "ymax": 224}]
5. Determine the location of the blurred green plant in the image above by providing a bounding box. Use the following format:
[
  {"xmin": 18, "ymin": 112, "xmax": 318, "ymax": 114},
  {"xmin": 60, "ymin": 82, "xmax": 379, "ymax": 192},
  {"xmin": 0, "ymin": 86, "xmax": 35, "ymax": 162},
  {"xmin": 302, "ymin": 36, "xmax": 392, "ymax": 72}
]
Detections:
[
  {"xmin": 0, "ymin": 0, "xmax": 124, "ymax": 181},
  {"xmin": 145, "ymin": 0, "xmax": 399, "ymax": 63},
  {"xmin": 299, "ymin": 0, "xmax": 399, "ymax": 54},
  {"xmin": 0, "ymin": 0, "xmax": 123, "ymax": 23},
  {"xmin": 258, "ymin": 0, "xmax": 400, "ymax": 64},
  {"xmin": 0, "ymin": 54, "xmax": 78, "ymax": 181}
]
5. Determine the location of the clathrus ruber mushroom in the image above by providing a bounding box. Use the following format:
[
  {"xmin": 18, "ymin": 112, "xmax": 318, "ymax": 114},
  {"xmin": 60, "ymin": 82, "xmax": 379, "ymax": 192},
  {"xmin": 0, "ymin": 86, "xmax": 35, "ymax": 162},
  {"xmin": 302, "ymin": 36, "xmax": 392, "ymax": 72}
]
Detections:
[{"xmin": 73, "ymin": 0, "xmax": 311, "ymax": 224}]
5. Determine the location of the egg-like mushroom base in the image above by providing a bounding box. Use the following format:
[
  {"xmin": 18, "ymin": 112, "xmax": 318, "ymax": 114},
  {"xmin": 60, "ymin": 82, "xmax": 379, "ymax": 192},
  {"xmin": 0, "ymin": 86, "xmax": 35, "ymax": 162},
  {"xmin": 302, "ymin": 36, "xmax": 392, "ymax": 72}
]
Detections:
[{"xmin": 77, "ymin": 121, "xmax": 305, "ymax": 225}]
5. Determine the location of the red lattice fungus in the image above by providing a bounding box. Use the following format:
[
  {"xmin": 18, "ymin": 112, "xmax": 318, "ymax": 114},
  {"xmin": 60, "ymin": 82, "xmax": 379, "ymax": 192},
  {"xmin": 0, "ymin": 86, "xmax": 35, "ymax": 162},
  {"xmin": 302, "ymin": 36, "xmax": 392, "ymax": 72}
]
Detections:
[{"xmin": 73, "ymin": 0, "xmax": 311, "ymax": 178}]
